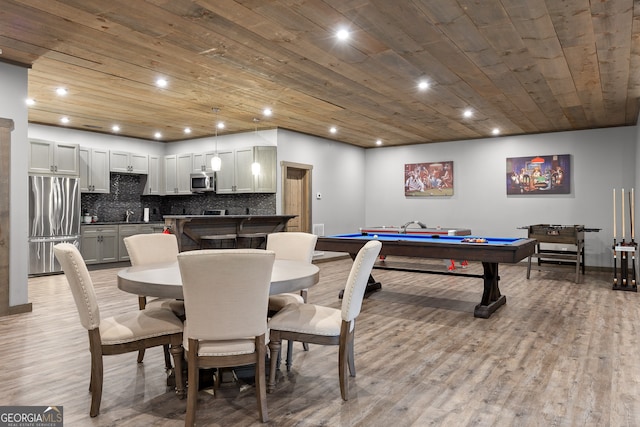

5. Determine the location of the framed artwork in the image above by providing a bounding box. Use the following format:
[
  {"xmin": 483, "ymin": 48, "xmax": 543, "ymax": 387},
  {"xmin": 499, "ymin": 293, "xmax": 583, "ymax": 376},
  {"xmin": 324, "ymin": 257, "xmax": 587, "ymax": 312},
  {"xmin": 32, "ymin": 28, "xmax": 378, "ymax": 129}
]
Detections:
[
  {"xmin": 404, "ymin": 161, "xmax": 454, "ymax": 197},
  {"xmin": 506, "ymin": 154, "xmax": 570, "ymax": 195}
]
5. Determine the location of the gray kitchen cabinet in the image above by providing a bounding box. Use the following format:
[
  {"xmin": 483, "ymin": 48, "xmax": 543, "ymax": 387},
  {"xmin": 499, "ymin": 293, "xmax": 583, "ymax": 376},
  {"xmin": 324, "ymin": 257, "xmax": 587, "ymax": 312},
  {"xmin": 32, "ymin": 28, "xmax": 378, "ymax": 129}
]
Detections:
[
  {"xmin": 79, "ymin": 147, "xmax": 110, "ymax": 193},
  {"xmin": 163, "ymin": 153, "xmax": 192, "ymax": 195},
  {"xmin": 80, "ymin": 225, "xmax": 118, "ymax": 264},
  {"xmin": 216, "ymin": 146, "xmax": 275, "ymax": 193},
  {"xmin": 110, "ymin": 151, "xmax": 148, "ymax": 174},
  {"xmin": 28, "ymin": 139, "xmax": 79, "ymax": 176},
  {"xmin": 143, "ymin": 154, "xmax": 162, "ymax": 195},
  {"xmin": 215, "ymin": 147, "xmax": 254, "ymax": 193},
  {"xmin": 252, "ymin": 146, "xmax": 276, "ymax": 193},
  {"xmin": 192, "ymin": 151, "xmax": 219, "ymax": 173}
]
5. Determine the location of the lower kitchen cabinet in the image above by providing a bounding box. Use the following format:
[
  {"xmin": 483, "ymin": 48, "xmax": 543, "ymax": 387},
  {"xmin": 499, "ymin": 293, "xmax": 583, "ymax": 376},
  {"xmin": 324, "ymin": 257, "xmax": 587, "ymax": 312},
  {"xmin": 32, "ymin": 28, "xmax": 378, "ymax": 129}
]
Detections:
[{"xmin": 80, "ymin": 225, "xmax": 118, "ymax": 264}]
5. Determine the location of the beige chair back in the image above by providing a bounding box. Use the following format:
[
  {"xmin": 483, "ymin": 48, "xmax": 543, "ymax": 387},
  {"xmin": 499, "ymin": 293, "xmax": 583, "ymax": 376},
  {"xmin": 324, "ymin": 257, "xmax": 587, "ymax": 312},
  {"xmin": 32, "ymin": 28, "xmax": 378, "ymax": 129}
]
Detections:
[
  {"xmin": 53, "ymin": 243, "xmax": 101, "ymax": 331},
  {"xmin": 341, "ymin": 240, "xmax": 382, "ymax": 324},
  {"xmin": 124, "ymin": 233, "xmax": 179, "ymax": 266},
  {"xmin": 177, "ymin": 249, "xmax": 275, "ymax": 340},
  {"xmin": 266, "ymin": 232, "xmax": 318, "ymax": 263}
]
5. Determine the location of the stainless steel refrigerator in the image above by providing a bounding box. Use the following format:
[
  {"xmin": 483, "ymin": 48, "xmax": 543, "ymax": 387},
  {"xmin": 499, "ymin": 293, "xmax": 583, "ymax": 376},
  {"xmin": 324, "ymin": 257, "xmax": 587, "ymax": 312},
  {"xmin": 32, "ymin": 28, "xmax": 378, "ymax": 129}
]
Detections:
[{"xmin": 28, "ymin": 175, "xmax": 81, "ymax": 275}]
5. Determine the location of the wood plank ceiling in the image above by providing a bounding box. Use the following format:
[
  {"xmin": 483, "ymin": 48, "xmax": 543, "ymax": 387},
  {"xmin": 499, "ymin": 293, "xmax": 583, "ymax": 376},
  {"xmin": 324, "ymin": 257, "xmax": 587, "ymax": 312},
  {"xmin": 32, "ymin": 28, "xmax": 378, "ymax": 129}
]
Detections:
[{"xmin": 1, "ymin": 0, "xmax": 639, "ymax": 148}]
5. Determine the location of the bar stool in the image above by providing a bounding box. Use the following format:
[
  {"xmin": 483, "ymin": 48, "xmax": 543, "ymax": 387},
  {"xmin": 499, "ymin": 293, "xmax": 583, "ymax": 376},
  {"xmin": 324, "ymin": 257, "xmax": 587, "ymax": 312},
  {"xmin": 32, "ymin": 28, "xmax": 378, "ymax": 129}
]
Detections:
[
  {"xmin": 237, "ymin": 232, "xmax": 267, "ymax": 249},
  {"xmin": 200, "ymin": 234, "xmax": 237, "ymax": 249}
]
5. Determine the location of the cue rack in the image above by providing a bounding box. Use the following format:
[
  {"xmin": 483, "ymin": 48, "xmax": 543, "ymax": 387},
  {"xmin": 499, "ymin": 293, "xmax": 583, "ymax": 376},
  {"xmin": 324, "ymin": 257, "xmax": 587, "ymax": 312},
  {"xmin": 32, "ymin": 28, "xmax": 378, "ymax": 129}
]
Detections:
[{"xmin": 612, "ymin": 188, "xmax": 637, "ymax": 291}]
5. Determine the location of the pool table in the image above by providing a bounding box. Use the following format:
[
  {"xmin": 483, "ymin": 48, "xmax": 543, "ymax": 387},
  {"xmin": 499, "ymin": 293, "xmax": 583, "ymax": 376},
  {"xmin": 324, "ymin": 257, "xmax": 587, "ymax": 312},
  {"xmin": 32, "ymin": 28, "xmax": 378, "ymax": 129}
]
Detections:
[{"xmin": 316, "ymin": 233, "xmax": 537, "ymax": 318}]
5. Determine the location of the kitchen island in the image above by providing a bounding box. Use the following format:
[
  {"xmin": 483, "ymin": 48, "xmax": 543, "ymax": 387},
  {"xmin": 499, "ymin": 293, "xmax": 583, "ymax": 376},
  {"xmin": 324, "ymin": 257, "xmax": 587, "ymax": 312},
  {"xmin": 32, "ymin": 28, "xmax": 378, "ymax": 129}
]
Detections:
[{"xmin": 164, "ymin": 214, "xmax": 296, "ymax": 251}]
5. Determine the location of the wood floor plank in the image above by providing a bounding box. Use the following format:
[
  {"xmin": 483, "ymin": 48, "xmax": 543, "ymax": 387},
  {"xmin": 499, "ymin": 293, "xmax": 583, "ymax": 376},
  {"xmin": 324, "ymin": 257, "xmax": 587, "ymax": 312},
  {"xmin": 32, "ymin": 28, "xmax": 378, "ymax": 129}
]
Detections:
[{"xmin": 1, "ymin": 258, "xmax": 637, "ymax": 425}]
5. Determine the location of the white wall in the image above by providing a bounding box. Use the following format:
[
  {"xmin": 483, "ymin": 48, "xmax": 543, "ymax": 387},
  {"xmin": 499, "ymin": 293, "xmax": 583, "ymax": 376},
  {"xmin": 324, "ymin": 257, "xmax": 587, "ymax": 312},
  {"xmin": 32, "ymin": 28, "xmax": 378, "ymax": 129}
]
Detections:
[
  {"xmin": 275, "ymin": 129, "xmax": 366, "ymax": 235},
  {"xmin": 365, "ymin": 126, "xmax": 637, "ymax": 267},
  {"xmin": 0, "ymin": 62, "xmax": 29, "ymax": 306}
]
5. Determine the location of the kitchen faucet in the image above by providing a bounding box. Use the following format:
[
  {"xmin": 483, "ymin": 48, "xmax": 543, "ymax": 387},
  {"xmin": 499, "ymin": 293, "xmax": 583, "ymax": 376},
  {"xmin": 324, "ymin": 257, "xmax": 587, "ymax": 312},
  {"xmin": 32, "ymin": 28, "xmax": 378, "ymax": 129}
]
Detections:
[{"xmin": 125, "ymin": 209, "xmax": 134, "ymax": 223}]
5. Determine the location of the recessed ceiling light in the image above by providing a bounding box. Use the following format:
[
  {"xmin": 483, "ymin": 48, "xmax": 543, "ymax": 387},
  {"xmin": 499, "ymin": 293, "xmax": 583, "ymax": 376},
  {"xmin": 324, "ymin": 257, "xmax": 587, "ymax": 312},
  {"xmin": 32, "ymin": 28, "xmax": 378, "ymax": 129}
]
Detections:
[
  {"xmin": 376, "ymin": 139, "xmax": 382, "ymax": 145},
  {"xmin": 492, "ymin": 128, "xmax": 500, "ymax": 135},
  {"xmin": 25, "ymin": 98, "xmax": 35, "ymax": 106},
  {"xmin": 112, "ymin": 125, "xmax": 120, "ymax": 132},
  {"xmin": 154, "ymin": 132, "xmax": 162, "ymax": 139},
  {"xmin": 56, "ymin": 87, "xmax": 67, "ymax": 96},
  {"xmin": 184, "ymin": 127, "xmax": 192, "ymax": 134},
  {"xmin": 418, "ymin": 81, "xmax": 430, "ymax": 90},
  {"xmin": 217, "ymin": 122, "xmax": 225, "ymax": 130},
  {"xmin": 60, "ymin": 116, "xmax": 70, "ymax": 124},
  {"xmin": 330, "ymin": 126, "xmax": 337, "ymax": 134},
  {"xmin": 263, "ymin": 108, "xmax": 272, "ymax": 117},
  {"xmin": 156, "ymin": 78, "xmax": 168, "ymax": 88},
  {"xmin": 463, "ymin": 109, "xmax": 473, "ymax": 118},
  {"xmin": 336, "ymin": 29, "xmax": 350, "ymax": 41}
]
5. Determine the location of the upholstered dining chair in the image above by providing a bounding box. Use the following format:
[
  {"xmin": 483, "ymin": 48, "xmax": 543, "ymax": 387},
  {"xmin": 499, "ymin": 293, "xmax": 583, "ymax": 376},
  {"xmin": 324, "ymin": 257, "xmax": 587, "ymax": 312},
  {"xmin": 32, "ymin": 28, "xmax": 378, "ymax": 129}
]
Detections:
[
  {"xmin": 267, "ymin": 239, "xmax": 382, "ymax": 400},
  {"xmin": 123, "ymin": 233, "xmax": 185, "ymax": 369},
  {"xmin": 265, "ymin": 232, "xmax": 318, "ymax": 370},
  {"xmin": 177, "ymin": 249, "xmax": 275, "ymax": 425},
  {"xmin": 53, "ymin": 243, "xmax": 184, "ymax": 417}
]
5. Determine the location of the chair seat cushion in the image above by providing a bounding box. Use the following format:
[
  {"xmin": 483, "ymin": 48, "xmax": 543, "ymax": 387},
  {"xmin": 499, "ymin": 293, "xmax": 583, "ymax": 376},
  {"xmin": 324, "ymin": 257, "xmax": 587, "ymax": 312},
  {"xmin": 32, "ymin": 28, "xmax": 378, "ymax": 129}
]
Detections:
[
  {"xmin": 100, "ymin": 308, "xmax": 183, "ymax": 345},
  {"xmin": 183, "ymin": 331, "xmax": 270, "ymax": 356},
  {"xmin": 146, "ymin": 298, "xmax": 186, "ymax": 317},
  {"xmin": 269, "ymin": 303, "xmax": 341, "ymax": 336},
  {"xmin": 268, "ymin": 293, "xmax": 304, "ymax": 312}
]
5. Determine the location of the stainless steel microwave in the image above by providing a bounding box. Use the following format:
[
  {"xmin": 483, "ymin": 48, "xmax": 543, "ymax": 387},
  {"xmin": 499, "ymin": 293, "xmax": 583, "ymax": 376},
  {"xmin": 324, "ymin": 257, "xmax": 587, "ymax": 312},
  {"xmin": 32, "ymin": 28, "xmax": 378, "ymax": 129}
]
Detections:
[{"xmin": 190, "ymin": 172, "xmax": 215, "ymax": 192}]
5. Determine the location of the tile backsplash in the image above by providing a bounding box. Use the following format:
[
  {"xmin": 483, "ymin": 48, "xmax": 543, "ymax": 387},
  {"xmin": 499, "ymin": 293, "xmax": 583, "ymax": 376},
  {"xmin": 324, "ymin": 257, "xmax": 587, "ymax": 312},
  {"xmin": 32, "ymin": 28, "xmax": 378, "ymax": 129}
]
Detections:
[{"xmin": 81, "ymin": 173, "xmax": 276, "ymax": 222}]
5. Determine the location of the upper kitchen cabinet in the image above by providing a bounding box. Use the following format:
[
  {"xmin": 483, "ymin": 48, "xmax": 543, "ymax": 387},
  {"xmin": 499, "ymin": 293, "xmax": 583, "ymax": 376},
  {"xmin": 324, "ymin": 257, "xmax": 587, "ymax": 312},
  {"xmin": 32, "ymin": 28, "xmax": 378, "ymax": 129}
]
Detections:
[
  {"xmin": 163, "ymin": 153, "xmax": 192, "ymax": 195},
  {"xmin": 143, "ymin": 154, "xmax": 162, "ymax": 195},
  {"xmin": 192, "ymin": 151, "xmax": 219, "ymax": 173},
  {"xmin": 216, "ymin": 146, "xmax": 276, "ymax": 194},
  {"xmin": 110, "ymin": 151, "xmax": 148, "ymax": 174},
  {"xmin": 28, "ymin": 139, "xmax": 79, "ymax": 176},
  {"xmin": 252, "ymin": 146, "xmax": 276, "ymax": 193},
  {"xmin": 79, "ymin": 147, "xmax": 110, "ymax": 193},
  {"xmin": 215, "ymin": 147, "xmax": 254, "ymax": 194}
]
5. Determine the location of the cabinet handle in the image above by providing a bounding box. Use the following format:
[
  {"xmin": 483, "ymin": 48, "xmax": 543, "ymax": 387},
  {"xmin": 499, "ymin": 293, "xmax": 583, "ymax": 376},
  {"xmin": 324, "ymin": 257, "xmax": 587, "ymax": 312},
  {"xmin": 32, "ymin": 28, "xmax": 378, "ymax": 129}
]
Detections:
[
  {"xmin": 50, "ymin": 165, "xmax": 54, "ymax": 172},
  {"xmin": 54, "ymin": 165, "xmax": 58, "ymax": 172}
]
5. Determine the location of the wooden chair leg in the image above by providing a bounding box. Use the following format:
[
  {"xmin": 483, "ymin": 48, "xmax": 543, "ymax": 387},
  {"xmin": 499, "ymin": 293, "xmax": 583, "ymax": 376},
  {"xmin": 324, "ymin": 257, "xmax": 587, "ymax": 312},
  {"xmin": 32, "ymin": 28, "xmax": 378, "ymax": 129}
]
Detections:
[
  {"xmin": 338, "ymin": 338, "xmax": 349, "ymax": 401},
  {"xmin": 185, "ymin": 340, "xmax": 199, "ymax": 427},
  {"xmin": 88, "ymin": 330, "xmax": 103, "ymax": 417},
  {"xmin": 163, "ymin": 344, "xmax": 173, "ymax": 370},
  {"xmin": 170, "ymin": 343, "xmax": 185, "ymax": 398},
  {"xmin": 267, "ymin": 337, "xmax": 282, "ymax": 393},
  {"xmin": 137, "ymin": 296, "xmax": 147, "ymax": 363},
  {"xmin": 286, "ymin": 340, "xmax": 294, "ymax": 372},
  {"xmin": 255, "ymin": 335, "xmax": 269, "ymax": 422}
]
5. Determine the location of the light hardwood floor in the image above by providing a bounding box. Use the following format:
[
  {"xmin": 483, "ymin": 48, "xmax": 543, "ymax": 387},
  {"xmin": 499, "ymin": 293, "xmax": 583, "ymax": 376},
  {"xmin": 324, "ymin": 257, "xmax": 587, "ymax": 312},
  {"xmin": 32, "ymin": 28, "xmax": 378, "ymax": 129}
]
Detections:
[{"xmin": 3, "ymin": 257, "xmax": 639, "ymax": 426}]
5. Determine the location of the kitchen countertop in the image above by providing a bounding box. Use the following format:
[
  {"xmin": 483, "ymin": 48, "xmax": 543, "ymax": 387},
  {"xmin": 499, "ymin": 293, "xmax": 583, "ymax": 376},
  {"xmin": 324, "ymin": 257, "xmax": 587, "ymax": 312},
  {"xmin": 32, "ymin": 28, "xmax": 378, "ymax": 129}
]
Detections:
[{"xmin": 81, "ymin": 221, "xmax": 164, "ymax": 226}]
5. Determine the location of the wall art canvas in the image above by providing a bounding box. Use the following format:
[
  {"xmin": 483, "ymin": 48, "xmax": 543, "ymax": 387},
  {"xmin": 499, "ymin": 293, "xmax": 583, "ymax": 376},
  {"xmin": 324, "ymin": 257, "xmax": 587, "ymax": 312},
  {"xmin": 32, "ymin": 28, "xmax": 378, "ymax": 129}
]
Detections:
[
  {"xmin": 506, "ymin": 154, "xmax": 570, "ymax": 195},
  {"xmin": 404, "ymin": 161, "xmax": 453, "ymax": 197}
]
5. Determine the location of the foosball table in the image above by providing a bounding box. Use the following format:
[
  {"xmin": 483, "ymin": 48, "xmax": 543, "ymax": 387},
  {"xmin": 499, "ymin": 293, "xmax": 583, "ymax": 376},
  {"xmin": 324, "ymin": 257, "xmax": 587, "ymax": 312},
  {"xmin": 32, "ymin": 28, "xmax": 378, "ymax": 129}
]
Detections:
[{"xmin": 524, "ymin": 224, "xmax": 585, "ymax": 283}]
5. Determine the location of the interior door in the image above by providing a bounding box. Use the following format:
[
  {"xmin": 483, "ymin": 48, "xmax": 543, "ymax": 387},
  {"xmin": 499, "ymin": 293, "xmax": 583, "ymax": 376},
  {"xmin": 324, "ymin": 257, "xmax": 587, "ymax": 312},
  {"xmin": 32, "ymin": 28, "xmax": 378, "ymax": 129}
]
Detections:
[{"xmin": 281, "ymin": 162, "xmax": 312, "ymax": 233}]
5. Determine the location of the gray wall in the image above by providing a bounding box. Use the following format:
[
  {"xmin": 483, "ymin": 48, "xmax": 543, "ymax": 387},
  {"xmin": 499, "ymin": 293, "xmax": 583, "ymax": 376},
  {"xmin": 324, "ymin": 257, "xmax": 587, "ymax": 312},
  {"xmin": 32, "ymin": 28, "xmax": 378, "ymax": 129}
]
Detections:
[
  {"xmin": 365, "ymin": 126, "xmax": 637, "ymax": 268},
  {"xmin": 0, "ymin": 62, "xmax": 29, "ymax": 306},
  {"xmin": 275, "ymin": 129, "xmax": 367, "ymax": 236}
]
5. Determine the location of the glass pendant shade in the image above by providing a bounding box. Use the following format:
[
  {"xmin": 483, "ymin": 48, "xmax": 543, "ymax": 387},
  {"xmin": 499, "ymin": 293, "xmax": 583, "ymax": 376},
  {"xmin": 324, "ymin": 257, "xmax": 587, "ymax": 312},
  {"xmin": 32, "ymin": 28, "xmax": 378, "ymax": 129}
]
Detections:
[
  {"xmin": 211, "ymin": 155, "xmax": 222, "ymax": 171},
  {"xmin": 251, "ymin": 162, "xmax": 261, "ymax": 176}
]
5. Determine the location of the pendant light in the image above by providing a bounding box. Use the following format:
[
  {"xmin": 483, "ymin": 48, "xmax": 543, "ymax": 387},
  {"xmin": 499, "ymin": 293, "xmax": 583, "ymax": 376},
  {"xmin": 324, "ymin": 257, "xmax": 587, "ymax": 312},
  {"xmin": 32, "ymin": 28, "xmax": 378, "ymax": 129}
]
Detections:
[
  {"xmin": 210, "ymin": 108, "xmax": 222, "ymax": 172},
  {"xmin": 251, "ymin": 118, "xmax": 261, "ymax": 176}
]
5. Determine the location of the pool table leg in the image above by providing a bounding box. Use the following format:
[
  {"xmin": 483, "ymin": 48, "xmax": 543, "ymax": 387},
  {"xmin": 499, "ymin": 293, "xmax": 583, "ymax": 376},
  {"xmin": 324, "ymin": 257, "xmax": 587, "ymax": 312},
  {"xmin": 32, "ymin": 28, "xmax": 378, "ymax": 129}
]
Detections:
[{"xmin": 474, "ymin": 262, "xmax": 506, "ymax": 318}]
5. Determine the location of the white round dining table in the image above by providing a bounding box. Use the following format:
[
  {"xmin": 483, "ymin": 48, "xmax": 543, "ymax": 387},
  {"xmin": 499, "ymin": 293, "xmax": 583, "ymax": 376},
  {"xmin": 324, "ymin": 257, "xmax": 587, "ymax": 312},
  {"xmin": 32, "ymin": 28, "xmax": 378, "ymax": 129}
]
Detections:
[{"xmin": 117, "ymin": 259, "xmax": 320, "ymax": 300}]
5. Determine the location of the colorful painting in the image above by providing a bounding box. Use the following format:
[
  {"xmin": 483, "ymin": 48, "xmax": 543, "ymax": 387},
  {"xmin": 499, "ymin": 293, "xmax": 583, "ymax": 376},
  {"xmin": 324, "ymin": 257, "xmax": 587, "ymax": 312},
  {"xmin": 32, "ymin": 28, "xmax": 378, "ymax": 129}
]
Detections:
[
  {"xmin": 506, "ymin": 154, "xmax": 570, "ymax": 195},
  {"xmin": 404, "ymin": 161, "xmax": 454, "ymax": 197}
]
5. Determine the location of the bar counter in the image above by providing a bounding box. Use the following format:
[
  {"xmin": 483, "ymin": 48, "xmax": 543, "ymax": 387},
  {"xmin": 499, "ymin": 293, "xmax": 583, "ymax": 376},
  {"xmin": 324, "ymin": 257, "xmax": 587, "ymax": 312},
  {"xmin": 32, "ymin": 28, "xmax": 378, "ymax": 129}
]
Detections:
[{"xmin": 163, "ymin": 214, "xmax": 296, "ymax": 251}]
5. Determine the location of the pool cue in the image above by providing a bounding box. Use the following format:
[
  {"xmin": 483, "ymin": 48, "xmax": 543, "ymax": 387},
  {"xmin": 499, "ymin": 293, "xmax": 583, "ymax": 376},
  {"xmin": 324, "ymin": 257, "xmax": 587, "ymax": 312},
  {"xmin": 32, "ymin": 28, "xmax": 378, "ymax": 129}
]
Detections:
[
  {"xmin": 623, "ymin": 188, "xmax": 628, "ymax": 285},
  {"xmin": 613, "ymin": 188, "xmax": 617, "ymax": 285},
  {"xmin": 631, "ymin": 188, "xmax": 637, "ymax": 286}
]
